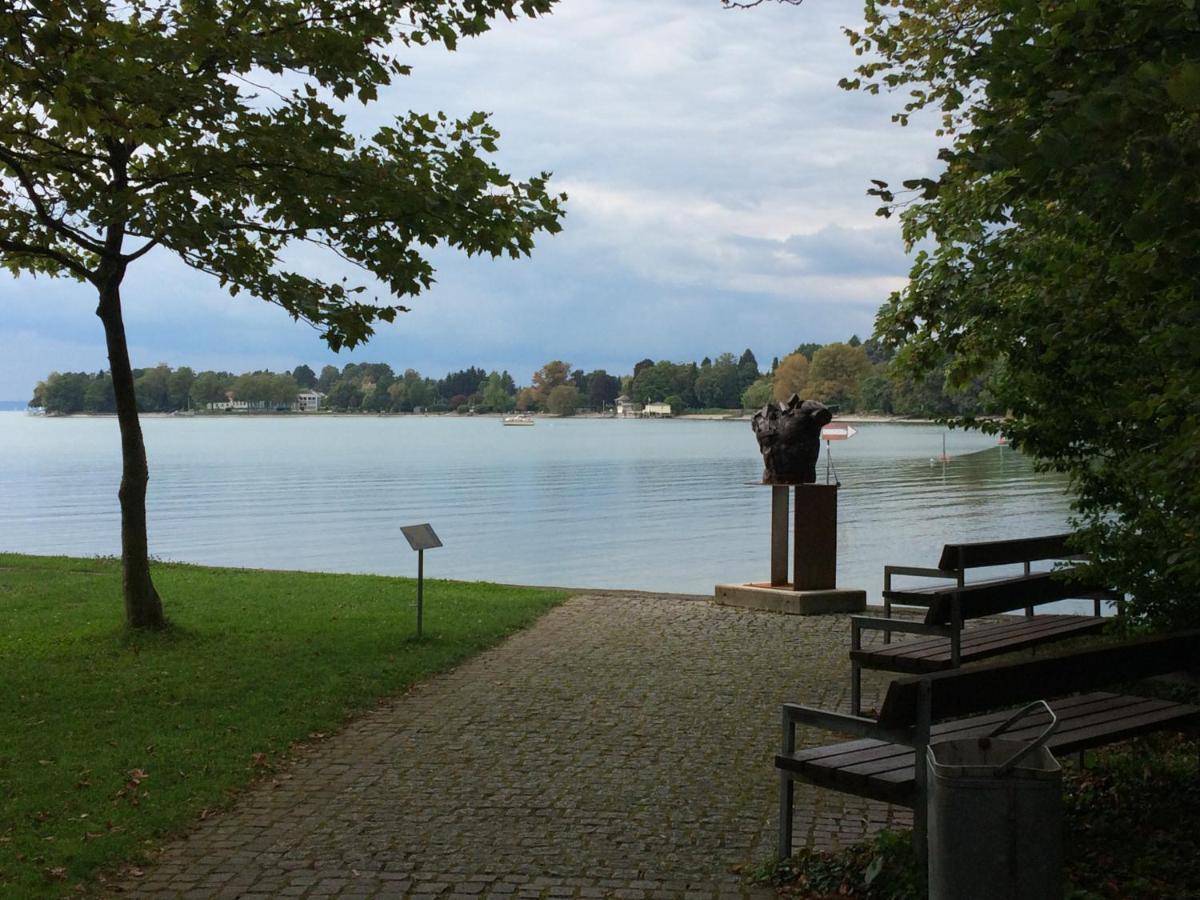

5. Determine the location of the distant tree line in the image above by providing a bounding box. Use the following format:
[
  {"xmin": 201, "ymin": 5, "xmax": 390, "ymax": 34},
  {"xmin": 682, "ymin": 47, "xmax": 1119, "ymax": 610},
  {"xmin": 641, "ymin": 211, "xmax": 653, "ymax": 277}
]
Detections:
[{"xmin": 30, "ymin": 340, "xmax": 1000, "ymax": 417}]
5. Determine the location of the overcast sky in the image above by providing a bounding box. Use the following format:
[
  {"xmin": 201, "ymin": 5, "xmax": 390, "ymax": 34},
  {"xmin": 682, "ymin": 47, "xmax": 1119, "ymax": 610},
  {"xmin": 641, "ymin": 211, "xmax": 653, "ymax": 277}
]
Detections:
[{"xmin": 0, "ymin": 0, "xmax": 944, "ymax": 400}]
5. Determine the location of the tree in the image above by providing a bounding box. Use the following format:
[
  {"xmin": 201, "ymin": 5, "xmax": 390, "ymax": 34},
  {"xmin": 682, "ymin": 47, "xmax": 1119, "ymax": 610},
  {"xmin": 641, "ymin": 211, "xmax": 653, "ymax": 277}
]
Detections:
[
  {"xmin": 316, "ymin": 365, "xmax": 341, "ymax": 394},
  {"xmin": 844, "ymin": 0, "xmax": 1200, "ymax": 627},
  {"xmin": 791, "ymin": 342, "xmax": 823, "ymax": 361},
  {"xmin": 325, "ymin": 379, "xmax": 363, "ymax": 411},
  {"xmin": 515, "ymin": 387, "xmax": 537, "ymax": 411},
  {"xmin": 736, "ymin": 348, "xmax": 760, "ymax": 393},
  {"xmin": 439, "ymin": 366, "xmax": 487, "ymax": 402},
  {"xmin": 741, "ymin": 375, "xmax": 774, "ymax": 410},
  {"xmin": 84, "ymin": 372, "xmax": 117, "ymax": 413},
  {"xmin": 167, "ymin": 366, "xmax": 195, "ymax": 411},
  {"xmin": 190, "ymin": 371, "xmax": 231, "ymax": 408},
  {"xmin": 40, "ymin": 372, "xmax": 88, "ymax": 413},
  {"xmin": 531, "ymin": 360, "xmax": 571, "ymax": 407},
  {"xmin": 857, "ymin": 365, "xmax": 893, "ymax": 415},
  {"xmin": 292, "ymin": 365, "xmax": 317, "ymax": 390},
  {"xmin": 808, "ymin": 343, "xmax": 871, "ymax": 412},
  {"xmin": 586, "ymin": 370, "xmax": 621, "ymax": 411},
  {"xmin": 545, "ymin": 384, "xmax": 580, "ymax": 416},
  {"xmin": 135, "ymin": 364, "xmax": 171, "ymax": 412},
  {"xmin": 631, "ymin": 360, "xmax": 697, "ymax": 408},
  {"xmin": 772, "ymin": 352, "xmax": 810, "ymax": 403},
  {"xmin": 480, "ymin": 370, "xmax": 515, "ymax": 412},
  {"xmin": 0, "ymin": 1, "xmax": 564, "ymax": 628},
  {"xmin": 693, "ymin": 352, "xmax": 739, "ymax": 408}
]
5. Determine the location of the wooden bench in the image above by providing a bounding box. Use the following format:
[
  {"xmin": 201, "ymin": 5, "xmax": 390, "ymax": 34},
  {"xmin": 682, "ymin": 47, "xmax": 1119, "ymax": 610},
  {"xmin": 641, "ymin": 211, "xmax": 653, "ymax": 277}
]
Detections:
[
  {"xmin": 776, "ymin": 631, "xmax": 1200, "ymax": 873},
  {"xmin": 851, "ymin": 534, "xmax": 1121, "ymax": 714}
]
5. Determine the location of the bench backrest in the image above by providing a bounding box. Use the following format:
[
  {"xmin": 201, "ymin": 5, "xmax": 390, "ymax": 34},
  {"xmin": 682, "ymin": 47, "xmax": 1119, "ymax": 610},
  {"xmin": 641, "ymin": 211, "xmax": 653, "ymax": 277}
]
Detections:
[
  {"xmin": 923, "ymin": 570, "xmax": 1110, "ymax": 625},
  {"xmin": 875, "ymin": 629, "xmax": 1200, "ymax": 729},
  {"xmin": 936, "ymin": 533, "xmax": 1078, "ymax": 572}
]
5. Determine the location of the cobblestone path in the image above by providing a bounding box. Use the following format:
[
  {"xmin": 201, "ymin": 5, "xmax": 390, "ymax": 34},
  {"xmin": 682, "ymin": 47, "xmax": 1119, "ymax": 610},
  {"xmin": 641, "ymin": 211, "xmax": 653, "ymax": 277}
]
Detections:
[{"xmin": 119, "ymin": 593, "xmax": 907, "ymax": 899}]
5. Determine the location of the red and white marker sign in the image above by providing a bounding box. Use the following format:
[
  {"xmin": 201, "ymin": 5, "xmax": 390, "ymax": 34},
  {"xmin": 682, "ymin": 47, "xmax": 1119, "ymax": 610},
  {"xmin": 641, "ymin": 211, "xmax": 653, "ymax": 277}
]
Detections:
[{"xmin": 821, "ymin": 424, "xmax": 858, "ymax": 441}]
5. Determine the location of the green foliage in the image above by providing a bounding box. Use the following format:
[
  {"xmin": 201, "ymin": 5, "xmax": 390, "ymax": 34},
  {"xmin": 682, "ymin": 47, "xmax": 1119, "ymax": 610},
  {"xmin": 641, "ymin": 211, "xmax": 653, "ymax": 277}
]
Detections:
[
  {"xmin": 1064, "ymin": 733, "xmax": 1200, "ymax": 899},
  {"xmin": 0, "ymin": 553, "xmax": 566, "ymax": 897},
  {"xmin": 791, "ymin": 342, "xmax": 823, "ymax": 361},
  {"xmin": 440, "ymin": 366, "xmax": 488, "ymax": 402},
  {"xmin": 230, "ymin": 371, "xmax": 298, "ymax": 406},
  {"xmin": 736, "ymin": 348, "xmax": 761, "ymax": 393},
  {"xmin": 531, "ymin": 360, "xmax": 571, "ymax": 409},
  {"xmin": 755, "ymin": 829, "xmax": 919, "ymax": 899},
  {"xmin": 857, "ymin": 366, "xmax": 893, "ymax": 415},
  {"xmin": 693, "ymin": 352, "xmax": 741, "ymax": 408},
  {"xmin": 189, "ymin": 370, "xmax": 233, "ymax": 408},
  {"xmin": 631, "ymin": 359, "xmax": 698, "ymax": 408},
  {"xmin": 291, "ymin": 364, "xmax": 317, "ymax": 389},
  {"xmin": 544, "ymin": 383, "xmax": 580, "ymax": 416},
  {"xmin": 808, "ymin": 342, "xmax": 872, "ymax": 412},
  {"xmin": 773, "ymin": 352, "xmax": 810, "ymax": 403},
  {"xmin": 481, "ymin": 370, "xmax": 516, "ymax": 412},
  {"xmin": 0, "ymin": 0, "xmax": 565, "ymax": 349},
  {"xmin": 585, "ymin": 369, "xmax": 621, "ymax": 411},
  {"xmin": 741, "ymin": 374, "xmax": 774, "ymax": 410},
  {"xmin": 846, "ymin": 0, "xmax": 1200, "ymax": 628}
]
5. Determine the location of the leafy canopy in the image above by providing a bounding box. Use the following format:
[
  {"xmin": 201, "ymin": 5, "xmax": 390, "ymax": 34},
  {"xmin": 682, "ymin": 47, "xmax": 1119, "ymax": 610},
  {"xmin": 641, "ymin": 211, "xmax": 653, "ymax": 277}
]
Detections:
[
  {"xmin": 846, "ymin": 0, "xmax": 1200, "ymax": 628},
  {"xmin": 0, "ymin": 0, "xmax": 565, "ymax": 349}
]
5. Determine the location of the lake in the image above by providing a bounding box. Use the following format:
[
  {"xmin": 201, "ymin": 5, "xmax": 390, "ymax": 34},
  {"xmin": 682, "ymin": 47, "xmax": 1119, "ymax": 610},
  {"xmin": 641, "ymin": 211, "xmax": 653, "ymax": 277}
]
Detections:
[{"xmin": 0, "ymin": 412, "xmax": 1075, "ymax": 602}]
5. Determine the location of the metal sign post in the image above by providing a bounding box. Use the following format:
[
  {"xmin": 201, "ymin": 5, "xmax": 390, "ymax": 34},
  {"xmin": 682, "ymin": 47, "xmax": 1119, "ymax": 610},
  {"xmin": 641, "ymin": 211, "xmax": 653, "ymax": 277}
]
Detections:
[
  {"xmin": 820, "ymin": 423, "xmax": 857, "ymax": 485},
  {"xmin": 400, "ymin": 523, "xmax": 443, "ymax": 638}
]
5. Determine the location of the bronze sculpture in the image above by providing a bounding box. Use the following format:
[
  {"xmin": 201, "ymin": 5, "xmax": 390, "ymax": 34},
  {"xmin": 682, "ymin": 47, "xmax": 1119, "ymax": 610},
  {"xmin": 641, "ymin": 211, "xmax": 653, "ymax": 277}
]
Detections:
[{"xmin": 751, "ymin": 395, "xmax": 832, "ymax": 484}]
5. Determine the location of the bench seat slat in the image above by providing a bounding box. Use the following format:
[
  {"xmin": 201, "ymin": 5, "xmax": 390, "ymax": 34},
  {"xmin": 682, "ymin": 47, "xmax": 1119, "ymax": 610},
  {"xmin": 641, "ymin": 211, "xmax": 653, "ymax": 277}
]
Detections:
[
  {"xmin": 852, "ymin": 615, "xmax": 1105, "ymax": 672},
  {"xmin": 858, "ymin": 615, "xmax": 1101, "ymax": 663},
  {"xmin": 788, "ymin": 693, "xmax": 1133, "ymax": 771},
  {"xmin": 778, "ymin": 692, "xmax": 1200, "ymax": 806}
]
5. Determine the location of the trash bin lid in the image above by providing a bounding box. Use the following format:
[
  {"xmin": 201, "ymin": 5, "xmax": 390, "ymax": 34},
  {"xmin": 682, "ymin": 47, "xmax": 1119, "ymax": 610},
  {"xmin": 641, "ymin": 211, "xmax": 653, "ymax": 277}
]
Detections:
[{"xmin": 928, "ymin": 737, "xmax": 1060, "ymax": 779}]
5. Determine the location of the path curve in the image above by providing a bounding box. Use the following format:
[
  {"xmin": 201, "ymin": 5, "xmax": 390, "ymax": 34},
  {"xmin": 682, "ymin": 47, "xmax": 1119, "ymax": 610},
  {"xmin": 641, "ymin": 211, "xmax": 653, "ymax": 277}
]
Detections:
[{"xmin": 119, "ymin": 592, "xmax": 904, "ymax": 899}]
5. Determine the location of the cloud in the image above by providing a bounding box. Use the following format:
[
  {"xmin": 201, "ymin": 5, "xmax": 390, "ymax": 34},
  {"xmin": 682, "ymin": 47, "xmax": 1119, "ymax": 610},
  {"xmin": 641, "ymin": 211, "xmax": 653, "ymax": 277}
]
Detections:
[{"xmin": 0, "ymin": 0, "xmax": 943, "ymax": 398}]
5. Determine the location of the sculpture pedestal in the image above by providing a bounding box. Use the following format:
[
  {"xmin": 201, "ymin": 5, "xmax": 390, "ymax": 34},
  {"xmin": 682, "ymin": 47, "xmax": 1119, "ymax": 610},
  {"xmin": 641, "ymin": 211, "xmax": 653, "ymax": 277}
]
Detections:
[
  {"xmin": 714, "ymin": 482, "xmax": 865, "ymax": 615},
  {"xmin": 713, "ymin": 582, "xmax": 865, "ymax": 615}
]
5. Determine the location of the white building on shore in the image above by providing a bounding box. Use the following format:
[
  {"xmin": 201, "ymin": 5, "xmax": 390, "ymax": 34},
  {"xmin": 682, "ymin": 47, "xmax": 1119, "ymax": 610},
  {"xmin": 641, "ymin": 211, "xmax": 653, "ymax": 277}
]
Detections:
[
  {"xmin": 615, "ymin": 395, "xmax": 642, "ymax": 417},
  {"xmin": 293, "ymin": 389, "xmax": 324, "ymax": 412},
  {"xmin": 642, "ymin": 401, "xmax": 672, "ymax": 418}
]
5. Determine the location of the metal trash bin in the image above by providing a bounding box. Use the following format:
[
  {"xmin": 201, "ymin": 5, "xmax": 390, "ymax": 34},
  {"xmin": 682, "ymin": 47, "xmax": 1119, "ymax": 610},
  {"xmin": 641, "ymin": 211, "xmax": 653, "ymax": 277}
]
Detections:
[{"xmin": 927, "ymin": 701, "xmax": 1064, "ymax": 900}]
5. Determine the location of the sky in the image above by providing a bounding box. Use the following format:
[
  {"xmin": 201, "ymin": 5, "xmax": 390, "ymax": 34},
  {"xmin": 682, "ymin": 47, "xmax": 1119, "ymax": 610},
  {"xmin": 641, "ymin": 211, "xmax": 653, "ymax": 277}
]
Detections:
[{"xmin": 0, "ymin": 0, "xmax": 945, "ymax": 401}]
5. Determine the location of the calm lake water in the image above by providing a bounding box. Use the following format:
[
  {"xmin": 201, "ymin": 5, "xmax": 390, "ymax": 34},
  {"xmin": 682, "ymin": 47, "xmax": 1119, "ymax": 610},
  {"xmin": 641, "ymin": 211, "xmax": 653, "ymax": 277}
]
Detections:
[{"xmin": 0, "ymin": 412, "xmax": 1075, "ymax": 602}]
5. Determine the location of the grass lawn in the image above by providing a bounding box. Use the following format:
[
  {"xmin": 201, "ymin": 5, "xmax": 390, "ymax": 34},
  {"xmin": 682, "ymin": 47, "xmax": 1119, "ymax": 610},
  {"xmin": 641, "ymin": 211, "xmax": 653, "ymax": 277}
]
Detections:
[{"xmin": 0, "ymin": 553, "xmax": 568, "ymax": 898}]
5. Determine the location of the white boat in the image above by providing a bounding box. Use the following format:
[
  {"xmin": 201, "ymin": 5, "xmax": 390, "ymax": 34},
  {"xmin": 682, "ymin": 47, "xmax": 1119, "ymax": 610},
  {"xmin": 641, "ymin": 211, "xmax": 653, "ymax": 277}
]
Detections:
[{"xmin": 502, "ymin": 413, "xmax": 534, "ymax": 426}]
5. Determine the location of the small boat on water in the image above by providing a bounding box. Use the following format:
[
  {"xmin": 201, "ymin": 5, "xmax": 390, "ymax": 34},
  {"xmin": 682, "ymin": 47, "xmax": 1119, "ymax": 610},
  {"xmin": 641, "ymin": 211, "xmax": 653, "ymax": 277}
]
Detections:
[{"xmin": 502, "ymin": 413, "xmax": 535, "ymax": 426}]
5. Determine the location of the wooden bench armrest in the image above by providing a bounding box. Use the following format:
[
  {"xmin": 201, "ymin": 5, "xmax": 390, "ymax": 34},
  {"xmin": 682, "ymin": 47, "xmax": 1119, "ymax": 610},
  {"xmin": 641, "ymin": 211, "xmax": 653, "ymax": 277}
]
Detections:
[
  {"xmin": 884, "ymin": 565, "xmax": 958, "ymax": 580},
  {"xmin": 781, "ymin": 702, "xmax": 912, "ymax": 746}
]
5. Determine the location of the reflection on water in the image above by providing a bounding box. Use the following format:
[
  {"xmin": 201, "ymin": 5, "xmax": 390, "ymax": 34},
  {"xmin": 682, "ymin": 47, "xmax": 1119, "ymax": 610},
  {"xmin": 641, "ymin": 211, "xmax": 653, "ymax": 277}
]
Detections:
[{"xmin": 0, "ymin": 413, "xmax": 1072, "ymax": 601}]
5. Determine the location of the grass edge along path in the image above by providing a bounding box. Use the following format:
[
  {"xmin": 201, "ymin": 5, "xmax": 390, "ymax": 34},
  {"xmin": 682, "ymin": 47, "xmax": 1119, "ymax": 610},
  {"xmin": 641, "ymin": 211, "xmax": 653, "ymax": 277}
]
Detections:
[{"xmin": 0, "ymin": 553, "xmax": 569, "ymax": 898}]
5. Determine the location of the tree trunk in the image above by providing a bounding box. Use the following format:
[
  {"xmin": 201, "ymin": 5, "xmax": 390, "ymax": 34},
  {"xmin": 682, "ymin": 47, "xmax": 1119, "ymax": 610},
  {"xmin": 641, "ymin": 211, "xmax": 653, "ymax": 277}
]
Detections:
[{"xmin": 96, "ymin": 273, "xmax": 166, "ymax": 630}]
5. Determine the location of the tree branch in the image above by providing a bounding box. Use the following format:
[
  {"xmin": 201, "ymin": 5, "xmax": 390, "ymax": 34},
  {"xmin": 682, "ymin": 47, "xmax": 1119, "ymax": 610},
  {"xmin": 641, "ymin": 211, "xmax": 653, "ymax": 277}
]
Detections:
[
  {"xmin": 0, "ymin": 146, "xmax": 108, "ymax": 253},
  {"xmin": 121, "ymin": 237, "xmax": 160, "ymax": 263},
  {"xmin": 721, "ymin": 0, "xmax": 803, "ymax": 8},
  {"xmin": 0, "ymin": 236, "xmax": 95, "ymax": 283}
]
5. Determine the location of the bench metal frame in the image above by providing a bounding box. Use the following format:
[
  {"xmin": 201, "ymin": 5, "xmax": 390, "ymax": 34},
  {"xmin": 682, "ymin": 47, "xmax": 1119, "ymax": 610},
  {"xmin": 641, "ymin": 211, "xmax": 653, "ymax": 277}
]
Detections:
[{"xmin": 776, "ymin": 631, "xmax": 1200, "ymax": 884}]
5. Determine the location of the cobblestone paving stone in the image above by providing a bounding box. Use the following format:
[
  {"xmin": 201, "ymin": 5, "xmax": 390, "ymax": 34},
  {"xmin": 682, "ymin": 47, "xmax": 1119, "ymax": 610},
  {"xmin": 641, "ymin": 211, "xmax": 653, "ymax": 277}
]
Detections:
[{"xmin": 117, "ymin": 593, "xmax": 909, "ymax": 899}]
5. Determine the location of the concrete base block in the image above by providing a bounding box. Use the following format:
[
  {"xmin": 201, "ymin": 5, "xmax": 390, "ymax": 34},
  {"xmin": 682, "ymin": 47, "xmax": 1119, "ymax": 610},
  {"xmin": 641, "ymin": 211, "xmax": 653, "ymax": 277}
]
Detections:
[{"xmin": 713, "ymin": 583, "xmax": 866, "ymax": 616}]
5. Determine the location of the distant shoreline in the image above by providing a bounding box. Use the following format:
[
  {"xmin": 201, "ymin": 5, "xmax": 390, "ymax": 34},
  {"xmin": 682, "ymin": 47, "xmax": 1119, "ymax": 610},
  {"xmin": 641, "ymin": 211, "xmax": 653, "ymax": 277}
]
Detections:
[{"xmin": 12, "ymin": 408, "xmax": 945, "ymax": 425}]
